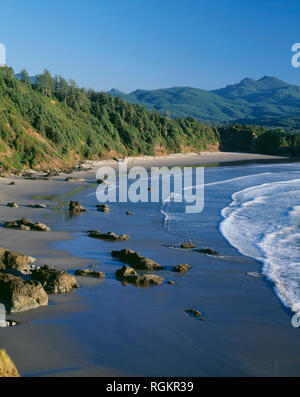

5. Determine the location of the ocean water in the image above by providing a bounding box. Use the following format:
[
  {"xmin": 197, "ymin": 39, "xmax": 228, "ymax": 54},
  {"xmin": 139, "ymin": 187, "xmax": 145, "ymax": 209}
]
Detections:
[
  {"xmin": 162, "ymin": 161, "xmax": 300, "ymax": 309},
  {"xmin": 47, "ymin": 160, "xmax": 300, "ymax": 376}
]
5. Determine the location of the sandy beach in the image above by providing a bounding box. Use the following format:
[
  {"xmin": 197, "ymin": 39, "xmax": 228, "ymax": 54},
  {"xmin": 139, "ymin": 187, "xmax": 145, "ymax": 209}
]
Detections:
[{"xmin": 0, "ymin": 151, "xmax": 297, "ymax": 377}]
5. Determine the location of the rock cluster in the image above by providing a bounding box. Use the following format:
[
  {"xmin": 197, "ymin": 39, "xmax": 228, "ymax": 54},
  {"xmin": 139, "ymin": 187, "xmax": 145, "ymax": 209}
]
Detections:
[
  {"xmin": 116, "ymin": 265, "xmax": 163, "ymax": 286},
  {"xmin": 88, "ymin": 230, "xmax": 129, "ymax": 241},
  {"xmin": 111, "ymin": 249, "xmax": 162, "ymax": 271},
  {"xmin": 5, "ymin": 218, "xmax": 51, "ymax": 232},
  {"xmin": 0, "ymin": 249, "xmax": 79, "ymax": 312}
]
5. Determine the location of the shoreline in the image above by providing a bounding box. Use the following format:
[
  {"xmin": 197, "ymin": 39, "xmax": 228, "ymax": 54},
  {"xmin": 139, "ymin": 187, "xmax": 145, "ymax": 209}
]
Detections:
[
  {"xmin": 0, "ymin": 151, "xmax": 295, "ymax": 377},
  {"xmin": 80, "ymin": 151, "xmax": 288, "ymax": 172}
]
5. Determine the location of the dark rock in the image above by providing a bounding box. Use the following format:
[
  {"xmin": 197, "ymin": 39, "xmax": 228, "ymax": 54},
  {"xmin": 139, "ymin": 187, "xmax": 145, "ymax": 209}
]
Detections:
[
  {"xmin": 185, "ymin": 309, "xmax": 202, "ymax": 317},
  {"xmin": 88, "ymin": 230, "xmax": 129, "ymax": 241},
  {"xmin": 31, "ymin": 265, "xmax": 79, "ymax": 294},
  {"xmin": 167, "ymin": 280, "xmax": 175, "ymax": 285},
  {"xmin": 126, "ymin": 211, "xmax": 134, "ymax": 215},
  {"xmin": 181, "ymin": 242, "xmax": 195, "ymax": 249},
  {"xmin": 9, "ymin": 182, "xmax": 15, "ymax": 185},
  {"xmin": 197, "ymin": 248, "xmax": 219, "ymax": 256},
  {"xmin": 173, "ymin": 264, "xmax": 191, "ymax": 273},
  {"xmin": 97, "ymin": 179, "xmax": 104, "ymax": 184},
  {"xmin": 5, "ymin": 218, "xmax": 51, "ymax": 232},
  {"xmin": 116, "ymin": 265, "xmax": 163, "ymax": 286},
  {"xmin": 27, "ymin": 204, "xmax": 46, "ymax": 209},
  {"xmin": 96, "ymin": 204, "xmax": 110, "ymax": 212},
  {"xmin": 75, "ymin": 269, "xmax": 105, "ymax": 279},
  {"xmin": 7, "ymin": 202, "xmax": 18, "ymax": 208},
  {"xmin": 69, "ymin": 201, "xmax": 87, "ymax": 212},
  {"xmin": 111, "ymin": 249, "xmax": 162, "ymax": 271},
  {"xmin": 0, "ymin": 273, "xmax": 48, "ymax": 313}
]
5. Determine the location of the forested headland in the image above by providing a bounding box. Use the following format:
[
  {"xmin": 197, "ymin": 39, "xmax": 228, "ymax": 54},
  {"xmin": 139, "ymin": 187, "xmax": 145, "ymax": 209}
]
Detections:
[{"xmin": 0, "ymin": 67, "xmax": 299, "ymax": 171}]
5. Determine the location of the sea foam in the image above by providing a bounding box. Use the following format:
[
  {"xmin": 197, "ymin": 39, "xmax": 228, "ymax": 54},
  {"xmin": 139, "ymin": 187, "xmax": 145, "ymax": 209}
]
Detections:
[{"xmin": 220, "ymin": 178, "xmax": 300, "ymax": 308}]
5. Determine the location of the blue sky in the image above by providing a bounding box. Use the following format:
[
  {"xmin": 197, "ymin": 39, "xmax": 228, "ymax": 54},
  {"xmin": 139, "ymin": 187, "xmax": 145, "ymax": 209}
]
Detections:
[{"xmin": 0, "ymin": 0, "xmax": 299, "ymax": 92}]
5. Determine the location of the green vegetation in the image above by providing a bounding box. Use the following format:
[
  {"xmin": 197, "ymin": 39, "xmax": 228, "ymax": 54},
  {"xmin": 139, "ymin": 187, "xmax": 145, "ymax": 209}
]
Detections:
[
  {"xmin": 0, "ymin": 67, "xmax": 299, "ymax": 171},
  {"xmin": 109, "ymin": 76, "xmax": 300, "ymax": 132},
  {"xmin": 0, "ymin": 66, "xmax": 220, "ymax": 170},
  {"xmin": 218, "ymin": 124, "xmax": 300, "ymax": 156}
]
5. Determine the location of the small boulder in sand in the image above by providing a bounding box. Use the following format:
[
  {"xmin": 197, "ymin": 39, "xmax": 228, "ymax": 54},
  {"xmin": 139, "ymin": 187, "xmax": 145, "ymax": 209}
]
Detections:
[
  {"xmin": 111, "ymin": 249, "xmax": 162, "ymax": 271},
  {"xmin": 75, "ymin": 269, "xmax": 106, "ymax": 279},
  {"xmin": 116, "ymin": 265, "xmax": 163, "ymax": 286},
  {"xmin": 31, "ymin": 265, "xmax": 79, "ymax": 294},
  {"xmin": 173, "ymin": 264, "xmax": 191, "ymax": 273}
]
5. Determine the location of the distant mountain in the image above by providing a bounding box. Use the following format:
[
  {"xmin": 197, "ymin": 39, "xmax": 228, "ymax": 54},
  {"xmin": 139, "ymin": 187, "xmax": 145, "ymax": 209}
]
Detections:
[
  {"xmin": 109, "ymin": 87, "xmax": 248, "ymax": 122},
  {"xmin": 108, "ymin": 77, "xmax": 300, "ymax": 131}
]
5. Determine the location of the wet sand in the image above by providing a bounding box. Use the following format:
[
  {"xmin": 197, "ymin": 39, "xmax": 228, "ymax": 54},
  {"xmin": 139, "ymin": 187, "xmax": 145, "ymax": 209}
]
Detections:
[{"xmin": 0, "ymin": 151, "xmax": 295, "ymax": 377}]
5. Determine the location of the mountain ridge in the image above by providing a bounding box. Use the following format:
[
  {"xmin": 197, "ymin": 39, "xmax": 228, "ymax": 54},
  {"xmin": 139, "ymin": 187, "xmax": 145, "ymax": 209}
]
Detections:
[{"xmin": 108, "ymin": 76, "xmax": 300, "ymax": 131}]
